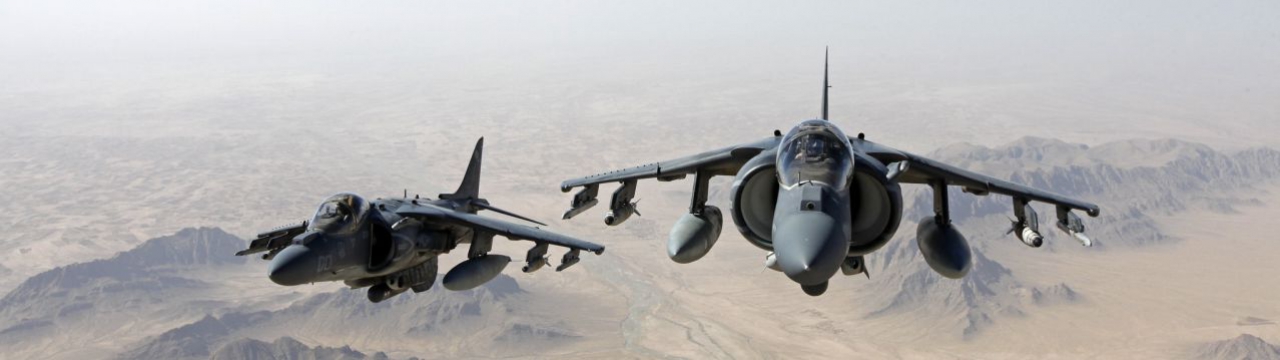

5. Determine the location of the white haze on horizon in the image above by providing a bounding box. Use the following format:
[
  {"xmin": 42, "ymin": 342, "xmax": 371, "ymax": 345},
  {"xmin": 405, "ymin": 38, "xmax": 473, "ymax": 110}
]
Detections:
[{"xmin": 1, "ymin": 0, "xmax": 1277, "ymax": 148}]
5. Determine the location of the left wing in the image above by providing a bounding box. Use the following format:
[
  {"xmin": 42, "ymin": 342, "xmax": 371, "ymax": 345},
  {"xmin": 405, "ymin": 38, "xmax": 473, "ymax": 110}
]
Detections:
[
  {"xmin": 855, "ymin": 138, "xmax": 1100, "ymax": 216},
  {"xmin": 395, "ymin": 202, "xmax": 604, "ymax": 254}
]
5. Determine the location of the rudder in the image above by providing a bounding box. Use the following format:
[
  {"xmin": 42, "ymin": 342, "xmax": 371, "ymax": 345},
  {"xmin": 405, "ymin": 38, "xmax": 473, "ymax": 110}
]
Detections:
[{"xmin": 442, "ymin": 137, "xmax": 483, "ymax": 200}]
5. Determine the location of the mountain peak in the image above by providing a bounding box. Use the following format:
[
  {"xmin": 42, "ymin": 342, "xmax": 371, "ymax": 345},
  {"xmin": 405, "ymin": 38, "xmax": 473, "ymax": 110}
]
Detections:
[
  {"xmin": 113, "ymin": 227, "xmax": 245, "ymax": 268},
  {"xmin": 1196, "ymin": 333, "xmax": 1280, "ymax": 360},
  {"xmin": 0, "ymin": 228, "xmax": 242, "ymax": 319},
  {"xmin": 210, "ymin": 337, "xmax": 378, "ymax": 360}
]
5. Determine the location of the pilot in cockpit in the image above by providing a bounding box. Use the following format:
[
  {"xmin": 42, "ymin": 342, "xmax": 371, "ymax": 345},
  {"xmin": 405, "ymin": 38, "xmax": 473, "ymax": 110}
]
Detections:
[
  {"xmin": 778, "ymin": 120, "xmax": 854, "ymax": 189},
  {"xmin": 309, "ymin": 193, "xmax": 370, "ymax": 235}
]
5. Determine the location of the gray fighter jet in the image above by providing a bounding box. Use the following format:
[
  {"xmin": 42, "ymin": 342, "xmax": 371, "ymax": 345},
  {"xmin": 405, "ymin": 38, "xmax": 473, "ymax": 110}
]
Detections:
[
  {"xmin": 238, "ymin": 138, "xmax": 604, "ymax": 303},
  {"xmin": 559, "ymin": 51, "xmax": 1100, "ymax": 296}
]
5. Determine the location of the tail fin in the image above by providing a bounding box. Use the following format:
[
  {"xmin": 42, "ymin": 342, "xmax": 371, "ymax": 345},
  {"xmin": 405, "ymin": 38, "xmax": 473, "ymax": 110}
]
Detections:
[
  {"xmin": 442, "ymin": 137, "xmax": 483, "ymax": 200},
  {"xmin": 821, "ymin": 47, "xmax": 830, "ymax": 121}
]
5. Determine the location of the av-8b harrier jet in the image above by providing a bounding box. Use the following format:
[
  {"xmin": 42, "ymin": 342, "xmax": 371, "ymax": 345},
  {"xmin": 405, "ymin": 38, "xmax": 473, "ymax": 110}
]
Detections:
[
  {"xmin": 559, "ymin": 51, "xmax": 1100, "ymax": 296},
  {"xmin": 238, "ymin": 138, "xmax": 603, "ymax": 303}
]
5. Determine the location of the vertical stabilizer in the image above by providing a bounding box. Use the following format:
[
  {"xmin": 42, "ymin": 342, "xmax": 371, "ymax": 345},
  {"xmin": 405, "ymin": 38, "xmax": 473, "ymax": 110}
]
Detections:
[
  {"xmin": 443, "ymin": 137, "xmax": 483, "ymax": 200},
  {"xmin": 821, "ymin": 47, "xmax": 830, "ymax": 121}
]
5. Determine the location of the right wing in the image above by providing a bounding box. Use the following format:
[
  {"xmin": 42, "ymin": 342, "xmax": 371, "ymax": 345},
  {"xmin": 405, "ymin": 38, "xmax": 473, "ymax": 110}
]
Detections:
[
  {"xmin": 558, "ymin": 137, "xmax": 780, "ymax": 219},
  {"xmin": 559, "ymin": 137, "xmax": 780, "ymax": 191},
  {"xmin": 236, "ymin": 221, "xmax": 308, "ymax": 259}
]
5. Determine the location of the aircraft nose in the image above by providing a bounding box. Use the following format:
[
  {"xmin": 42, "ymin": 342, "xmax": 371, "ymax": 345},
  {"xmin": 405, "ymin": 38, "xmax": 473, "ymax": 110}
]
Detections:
[
  {"xmin": 268, "ymin": 245, "xmax": 315, "ymax": 286},
  {"xmin": 773, "ymin": 212, "xmax": 848, "ymax": 286}
]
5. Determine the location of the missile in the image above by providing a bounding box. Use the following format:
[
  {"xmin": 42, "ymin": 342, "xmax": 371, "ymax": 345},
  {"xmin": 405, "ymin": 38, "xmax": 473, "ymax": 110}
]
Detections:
[
  {"xmin": 555, "ymin": 249, "xmax": 581, "ymax": 272},
  {"xmin": 561, "ymin": 185, "xmax": 599, "ymax": 220},
  {"xmin": 522, "ymin": 257, "xmax": 547, "ymax": 273},
  {"xmin": 1055, "ymin": 210, "xmax": 1093, "ymax": 247},
  {"xmin": 522, "ymin": 243, "xmax": 549, "ymax": 273},
  {"xmin": 1008, "ymin": 218, "xmax": 1044, "ymax": 248},
  {"xmin": 1008, "ymin": 200, "xmax": 1044, "ymax": 248},
  {"xmin": 1057, "ymin": 223, "xmax": 1093, "ymax": 247},
  {"xmin": 563, "ymin": 199, "xmax": 597, "ymax": 220},
  {"xmin": 1019, "ymin": 226, "xmax": 1044, "ymax": 248},
  {"xmin": 1072, "ymin": 232, "xmax": 1093, "ymax": 247},
  {"xmin": 603, "ymin": 180, "xmax": 639, "ymax": 226},
  {"xmin": 604, "ymin": 203, "xmax": 637, "ymax": 226}
]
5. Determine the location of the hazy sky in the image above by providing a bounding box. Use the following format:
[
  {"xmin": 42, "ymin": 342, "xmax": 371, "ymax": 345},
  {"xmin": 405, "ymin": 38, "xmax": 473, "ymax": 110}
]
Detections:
[
  {"xmin": 4, "ymin": 1, "xmax": 1276, "ymax": 73},
  {"xmin": 2, "ymin": 0, "xmax": 1277, "ymax": 146}
]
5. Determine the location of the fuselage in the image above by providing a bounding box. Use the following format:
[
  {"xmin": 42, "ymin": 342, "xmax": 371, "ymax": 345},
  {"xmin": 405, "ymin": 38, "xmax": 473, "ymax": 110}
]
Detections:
[
  {"xmin": 721, "ymin": 119, "xmax": 905, "ymax": 295},
  {"xmin": 769, "ymin": 120, "xmax": 857, "ymax": 286},
  {"xmin": 267, "ymin": 195, "xmax": 463, "ymax": 288}
]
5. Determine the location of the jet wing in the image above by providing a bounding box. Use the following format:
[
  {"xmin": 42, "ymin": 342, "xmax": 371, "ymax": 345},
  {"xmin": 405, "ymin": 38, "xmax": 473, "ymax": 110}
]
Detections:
[
  {"xmin": 559, "ymin": 137, "xmax": 780, "ymax": 191},
  {"xmin": 236, "ymin": 221, "xmax": 308, "ymax": 259},
  {"xmin": 855, "ymin": 138, "xmax": 1100, "ymax": 216},
  {"xmin": 395, "ymin": 203, "xmax": 605, "ymax": 254}
]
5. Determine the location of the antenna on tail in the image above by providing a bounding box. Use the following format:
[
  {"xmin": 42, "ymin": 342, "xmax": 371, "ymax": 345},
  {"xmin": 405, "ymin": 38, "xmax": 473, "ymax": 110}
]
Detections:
[{"xmin": 821, "ymin": 47, "xmax": 831, "ymax": 121}]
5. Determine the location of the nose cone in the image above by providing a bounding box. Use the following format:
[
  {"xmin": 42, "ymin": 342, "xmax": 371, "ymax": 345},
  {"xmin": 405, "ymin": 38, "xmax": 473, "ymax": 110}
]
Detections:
[
  {"xmin": 268, "ymin": 245, "xmax": 315, "ymax": 286},
  {"xmin": 773, "ymin": 212, "xmax": 848, "ymax": 285}
]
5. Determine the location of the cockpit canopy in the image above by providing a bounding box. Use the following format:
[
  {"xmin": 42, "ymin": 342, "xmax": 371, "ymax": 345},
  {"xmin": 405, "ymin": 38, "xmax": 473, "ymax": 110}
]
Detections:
[
  {"xmin": 309, "ymin": 193, "xmax": 370, "ymax": 235},
  {"xmin": 776, "ymin": 120, "xmax": 855, "ymax": 189}
]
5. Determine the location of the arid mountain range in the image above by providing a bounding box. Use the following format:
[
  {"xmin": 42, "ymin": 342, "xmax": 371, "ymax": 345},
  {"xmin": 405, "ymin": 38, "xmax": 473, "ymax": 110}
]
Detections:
[{"xmin": 2, "ymin": 137, "xmax": 1277, "ymax": 358}]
